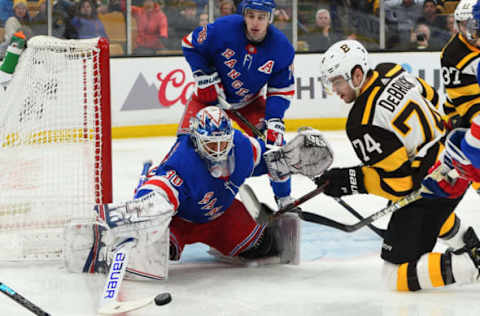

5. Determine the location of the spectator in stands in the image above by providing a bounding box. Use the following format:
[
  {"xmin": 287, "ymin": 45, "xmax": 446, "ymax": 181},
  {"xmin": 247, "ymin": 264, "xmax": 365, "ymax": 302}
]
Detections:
[
  {"xmin": 30, "ymin": 0, "xmax": 74, "ymax": 38},
  {"xmin": 273, "ymin": 7, "xmax": 292, "ymax": 43},
  {"xmin": 385, "ymin": 0, "xmax": 424, "ymax": 49},
  {"xmin": 417, "ymin": 0, "xmax": 451, "ymax": 47},
  {"xmin": 198, "ymin": 11, "xmax": 208, "ymax": 27},
  {"xmin": 131, "ymin": 0, "xmax": 168, "ymax": 55},
  {"xmin": 0, "ymin": 0, "xmax": 13, "ymax": 26},
  {"xmin": 445, "ymin": 13, "xmax": 457, "ymax": 37},
  {"xmin": 70, "ymin": 0, "xmax": 108, "ymax": 39},
  {"xmin": 2, "ymin": 0, "xmax": 31, "ymax": 47},
  {"xmin": 301, "ymin": 9, "xmax": 342, "ymax": 52},
  {"xmin": 162, "ymin": 0, "xmax": 183, "ymax": 49},
  {"xmin": 170, "ymin": 0, "xmax": 198, "ymax": 46},
  {"xmin": 417, "ymin": 0, "xmax": 446, "ymax": 30},
  {"xmin": 408, "ymin": 22, "xmax": 444, "ymax": 50},
  {"xmin": 108, "ymin": 0, "xmax": 123, "ymax": 12},
  {"xmin": 219, "ymin": 0, "xmax": 235, "ymax": 16}
]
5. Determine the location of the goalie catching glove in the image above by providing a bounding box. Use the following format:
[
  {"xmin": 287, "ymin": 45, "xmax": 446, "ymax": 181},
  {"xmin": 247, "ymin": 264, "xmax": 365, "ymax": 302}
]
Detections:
[{"xmin": 264, "ymin": 127, "xmax": 334, "ymax": 181}]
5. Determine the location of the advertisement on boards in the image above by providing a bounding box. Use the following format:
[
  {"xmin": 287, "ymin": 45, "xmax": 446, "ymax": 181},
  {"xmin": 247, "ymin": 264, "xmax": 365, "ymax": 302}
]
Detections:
[{"xmin": 110, "ymin": 52, "xmax": 444, "ymax": 128}]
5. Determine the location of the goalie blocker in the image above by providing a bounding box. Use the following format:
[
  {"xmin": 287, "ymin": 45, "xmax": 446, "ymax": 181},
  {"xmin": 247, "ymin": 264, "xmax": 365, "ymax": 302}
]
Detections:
[{"xmin": 64, "ymin": 190, "xmax": 174, "ymax": 281}]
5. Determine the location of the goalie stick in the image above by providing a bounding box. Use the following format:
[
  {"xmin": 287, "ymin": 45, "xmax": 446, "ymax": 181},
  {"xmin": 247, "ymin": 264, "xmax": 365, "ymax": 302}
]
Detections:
[
  {"xmin": 333, "ymin": 198, "xmax": 385, "ymax": 238},
  {"xmin": 97, "ymin": 160, "xmax": 173, "ymax": 315},
  {"xmin": 217, "ymin": 96, "xmax": 266, "ymax": 141},
  {"xmin": 240, "ymin": 183, "xmax": 422, "ymax": 233},
  {"xmin": 0, "ymin": 282, "xmax": 50, "ymax": 316}
]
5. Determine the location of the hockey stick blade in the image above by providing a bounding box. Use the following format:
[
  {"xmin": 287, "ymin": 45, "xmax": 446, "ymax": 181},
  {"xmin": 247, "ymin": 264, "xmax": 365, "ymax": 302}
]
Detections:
[
  {"xmin": 299, "ymin": 190, "xmax": 421, "ymax": 233},
  {"xmin": 97, "ymin": 292, "xmax": 171, "ymax": 315},
  {"xmin": 0, "ymin": 282, "xmax": 50, "ymax": 316}
]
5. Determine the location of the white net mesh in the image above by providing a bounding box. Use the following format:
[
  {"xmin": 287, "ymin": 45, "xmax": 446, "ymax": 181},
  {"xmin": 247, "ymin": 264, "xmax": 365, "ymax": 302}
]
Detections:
[{"xmin": 0, "ymin": 36, "xmax": 111, "ymax": 260}]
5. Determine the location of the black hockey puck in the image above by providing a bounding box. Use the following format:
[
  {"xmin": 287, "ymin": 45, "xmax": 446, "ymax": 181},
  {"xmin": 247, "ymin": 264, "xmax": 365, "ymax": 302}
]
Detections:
[{"xmin": 154, "ymin": 292, "xmax": 172, "ymax": 306}]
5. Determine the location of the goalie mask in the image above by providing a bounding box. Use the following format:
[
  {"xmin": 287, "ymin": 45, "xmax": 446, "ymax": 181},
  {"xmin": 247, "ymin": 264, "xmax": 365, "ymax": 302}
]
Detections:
[
  {"xmin": 190, "ymin": 106, "xmax": 235, "ymax": 178},
  {"xmin": 320, "ymin": 40, "xmax": 369, "ymax": 101}
]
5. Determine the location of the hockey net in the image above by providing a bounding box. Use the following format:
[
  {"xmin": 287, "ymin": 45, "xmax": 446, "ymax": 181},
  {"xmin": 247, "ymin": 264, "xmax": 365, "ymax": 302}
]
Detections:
[{"xmin": 0, "ymin": 36, "xmax": 112, "ymax": 261}]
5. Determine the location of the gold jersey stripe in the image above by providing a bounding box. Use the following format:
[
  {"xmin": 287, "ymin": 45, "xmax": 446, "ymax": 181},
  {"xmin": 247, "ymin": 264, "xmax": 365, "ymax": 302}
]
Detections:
[
  {"xmin": 397, "ymin": 263, "xmax": 409, "ymax": 291},
  {"xmin": 456, "ymin": 51, "xmax": 479, "ymax": 69},
  {"xmin": 372, "ymin": 147, "xmax": 409, "ymax": 172},
  {"xmin": 439, "ymin": 212, "xmax": 456, "ymax": 236},
  {"xmin": 428, "ymin": 253, "xmax": 445, "ymax": 287},
  {"xmin": 417, "ymin": 77, "xmax": 434, "ymax": 102},
  {"xmin": 383, "ymin": 176, "xmax": 413, "ymax": 193},
  {"xmin": 455, "ymin": 96, "xmax": 480, "ymax": 117},
  {"xmin": 385, "ymin": 64, "xmax": 403, "ymax": 77},
  {"xmin": 446, "ymin": 84, "xmax": 480, "ymax": 100},
  {"xmin": 362, "ymin": 166, "xmax": 404, "ymax": 201},
  {"xmin": 458, "ymin": 33, "xmax": 480, "ymax": 54},
  {"xmin": 360, "ymin": 71, "xmax": 379, "ymax": 96},
  {"xmin": 362, "ymin": 86, "xmax": 381, "ymax": 125}
]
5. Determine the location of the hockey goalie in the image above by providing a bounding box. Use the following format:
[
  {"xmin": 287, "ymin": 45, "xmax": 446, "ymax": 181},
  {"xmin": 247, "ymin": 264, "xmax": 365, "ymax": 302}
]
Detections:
[{"xmin": 64, "ymin": 106, "xmax": 333, "ymax": 280}]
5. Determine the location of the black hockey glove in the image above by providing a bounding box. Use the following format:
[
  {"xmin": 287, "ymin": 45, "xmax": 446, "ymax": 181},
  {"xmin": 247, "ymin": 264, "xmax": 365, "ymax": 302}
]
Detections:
[{"xmin": 315, "ymin": 166, "xmax": 366, "ymax": 197}]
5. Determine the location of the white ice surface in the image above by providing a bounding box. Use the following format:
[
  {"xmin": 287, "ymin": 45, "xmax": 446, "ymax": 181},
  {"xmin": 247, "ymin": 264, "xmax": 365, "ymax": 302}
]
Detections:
[{"xmin": 2, "ymin": 131, "xmax": 480, "ymax": 316}]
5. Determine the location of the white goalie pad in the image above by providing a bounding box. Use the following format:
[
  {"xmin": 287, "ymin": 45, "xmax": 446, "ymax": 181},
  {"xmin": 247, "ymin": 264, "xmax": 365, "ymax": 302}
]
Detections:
[
  {"xmin": 63, "ymin": 220, "xmax": 170, "ymax": 280},
  {"xmin": 64, "ymin": 192, "xmax": 173, "ymax": 280},
  {"xmin": 63, "ymin": 220, "xmax": 110, "ymax": 273},
  {"xmin": 239, "ymin": 183, "xmax": 273, "ymax": 225},
  {"xmin": 264, "ymin": 127, "xmax": 334, "ymax": 182}
]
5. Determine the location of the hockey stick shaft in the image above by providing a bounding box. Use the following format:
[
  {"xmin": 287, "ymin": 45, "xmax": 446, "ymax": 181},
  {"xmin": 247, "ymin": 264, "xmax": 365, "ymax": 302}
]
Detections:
[
  {"xmin": 134, "ymin": 160, "xmax": 153, "ymax": 193},
  {"xmin": 299, "ymin": 190, "xmax": 422, "ymax": 233},
  {"xmin": 334, "ymin": 197, "xmax": 385, "ymax": 238},
  {"xmin": 99, "ymin": 161, "xmax": 153, "ymax": 309},
  {"xmin": 231, "ymin": 109, "xmax": 266, "ymax": 140},
  {"xmin": 0, "ymin": 282, "xmax": 50, "ymax": 316},
  {"xmin": 218, "ymin": 96, "xmax": 266, "ymax": 140},
  {"xmin": 98, "ymin": 240, "xmax": 133, "ymax": 307},
  {"xmin": 275, "ymin": 181, "xmax": 329, "ymax": 216}
]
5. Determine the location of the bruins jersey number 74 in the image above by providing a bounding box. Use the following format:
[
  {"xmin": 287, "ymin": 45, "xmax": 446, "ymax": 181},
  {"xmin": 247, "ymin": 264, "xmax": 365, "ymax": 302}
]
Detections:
[{"xmin": 347, "ymin": 63, "xmax": 445, "ymax": 201}]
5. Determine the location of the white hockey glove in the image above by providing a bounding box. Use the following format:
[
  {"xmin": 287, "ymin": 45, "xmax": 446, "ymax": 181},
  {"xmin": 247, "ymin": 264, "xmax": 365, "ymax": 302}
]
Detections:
[
  {"xmin": 193, "ymin": 70, "xmax": 225, "ymax": 105},
  {"xmin": 265, "ymin": 118, "xmax": 285, "ymax": 146},
  {"xmin": 99, "ymin": 191, "xmax": 174, "ymax": 244},
  {"xmin": 264, "ymin": 127, "xmax": 334, "ymax": 181}
]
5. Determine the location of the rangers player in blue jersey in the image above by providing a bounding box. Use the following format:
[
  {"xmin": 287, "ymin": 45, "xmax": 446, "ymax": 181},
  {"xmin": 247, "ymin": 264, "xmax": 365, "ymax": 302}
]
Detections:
[
  {"xmin": 65, "ymin": 107, "xmax": 332, "ymax": 280},
  {"xmin": 179, "ymin": 0, "xmax": 295, "ymax": 210}
]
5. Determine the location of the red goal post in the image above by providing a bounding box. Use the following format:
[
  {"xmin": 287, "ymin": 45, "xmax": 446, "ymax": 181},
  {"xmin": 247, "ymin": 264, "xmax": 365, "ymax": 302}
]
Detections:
[{"xmin": 0, "ymin": 36, "xmax": 112, "ymax": 260}]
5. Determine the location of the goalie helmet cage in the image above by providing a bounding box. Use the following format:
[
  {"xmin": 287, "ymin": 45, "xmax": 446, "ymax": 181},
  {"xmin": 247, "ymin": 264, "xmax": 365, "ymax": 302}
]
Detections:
[{"xmin": 0, "ymin": 36, "xmax": 112, "ymax": 261}]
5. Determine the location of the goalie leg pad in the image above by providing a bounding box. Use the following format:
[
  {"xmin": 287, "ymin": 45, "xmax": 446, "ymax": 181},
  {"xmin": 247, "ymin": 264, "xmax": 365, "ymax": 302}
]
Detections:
[
  {"xmin": 239, "ymin": 183, "xmax": 274, "ymax": 225},
  {"xmin": 124, "ymin": 228, "xmax": 170, "ymax": 281},
  {"xmin": 63, "ymin": 221, "xmax": 110, "ymax": 274},
  {"xmin": 271, "ymin": 213, "xmax": 301, "ymax": 265}
]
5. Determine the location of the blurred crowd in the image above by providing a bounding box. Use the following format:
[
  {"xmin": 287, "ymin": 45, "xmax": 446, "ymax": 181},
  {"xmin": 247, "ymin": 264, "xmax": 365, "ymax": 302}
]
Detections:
[{"xmin": 0, "ymin": 0, "xmax": 462, "ymax": 56}]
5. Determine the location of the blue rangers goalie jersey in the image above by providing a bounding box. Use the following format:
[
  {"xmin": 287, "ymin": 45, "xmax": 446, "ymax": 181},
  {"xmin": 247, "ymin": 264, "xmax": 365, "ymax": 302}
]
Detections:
[
  {"xmin": 182, "ymin": 14, "xmax": 295, "ymax": 120},
  {"xmin": 135, "ymin": 130, "xmax": 277, "ymax": 224}
]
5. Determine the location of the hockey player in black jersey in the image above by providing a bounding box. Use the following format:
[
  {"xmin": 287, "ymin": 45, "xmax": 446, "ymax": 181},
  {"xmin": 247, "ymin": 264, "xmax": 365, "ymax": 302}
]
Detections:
[{"xmin": 316, "ymin": 39, "xmax": 480, "ymax": 292}]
